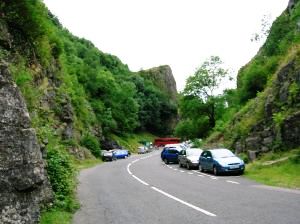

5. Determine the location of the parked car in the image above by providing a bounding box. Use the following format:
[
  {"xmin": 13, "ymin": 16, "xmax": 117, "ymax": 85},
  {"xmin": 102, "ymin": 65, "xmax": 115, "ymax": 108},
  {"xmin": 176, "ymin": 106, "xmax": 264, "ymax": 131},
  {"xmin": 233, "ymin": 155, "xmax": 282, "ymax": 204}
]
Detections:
[
  {"xmin": 138, "ymin": 146, "xmax": 147, "ymax": 154},
  {"xmin": 161, "ymin": 147, "xmax": 180, "ymax": 164},
  {"xmin": 113, "ymin": 149, "xmax": 129, "ymax": 159},
  {"xmin": 101, "ymin": 150, "xmax": 116, "ymax": 161},
  {"xmin": 178, "ymin": 148, "xmax": 203, "ymax": 170},
  {"xmin": 165, "ymin": 143, "xmax": 189, "ymax": 151},
  {"xmin": 199, "ymin": 149, "xmax": 245, "ymax": 175}
]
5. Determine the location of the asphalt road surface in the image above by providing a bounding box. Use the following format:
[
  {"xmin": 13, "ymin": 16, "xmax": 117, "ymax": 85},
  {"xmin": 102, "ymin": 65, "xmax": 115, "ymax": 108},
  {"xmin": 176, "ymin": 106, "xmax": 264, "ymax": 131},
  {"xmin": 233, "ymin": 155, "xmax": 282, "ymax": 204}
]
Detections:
[{"xmin": 73, "ymin": 151, "xmax": 300, "ymax": 224}]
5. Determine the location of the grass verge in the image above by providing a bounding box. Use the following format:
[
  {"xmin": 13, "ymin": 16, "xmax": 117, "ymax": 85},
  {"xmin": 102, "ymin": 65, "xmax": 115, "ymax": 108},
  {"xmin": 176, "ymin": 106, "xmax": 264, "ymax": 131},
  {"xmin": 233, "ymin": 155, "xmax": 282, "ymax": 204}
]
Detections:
[
  {"xmin": 74, "ymin": 158, "xmax": 102, "ymax": 170},
  {"xmin": 40, "ymin": 210, "xmax": 72, "ymax": 224},
  {"xmin": 245, "ymin": 149, "xmax": 300, "ymax": 189}
]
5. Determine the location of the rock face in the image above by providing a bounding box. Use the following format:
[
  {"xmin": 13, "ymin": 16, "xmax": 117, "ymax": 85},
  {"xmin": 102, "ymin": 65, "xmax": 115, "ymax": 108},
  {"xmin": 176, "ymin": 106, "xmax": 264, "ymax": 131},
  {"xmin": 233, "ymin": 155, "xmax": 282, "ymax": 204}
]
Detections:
[
  {"xmin": 0, "ymin": 63, "xmax": 52, "ymax": 223},
  {"xmin": 233, "ymin": 59, "xmax": 300, "ymax": 160},
  {"xmin": 141, "ymin": 65, "xmax": 178, "ymax": 102}
]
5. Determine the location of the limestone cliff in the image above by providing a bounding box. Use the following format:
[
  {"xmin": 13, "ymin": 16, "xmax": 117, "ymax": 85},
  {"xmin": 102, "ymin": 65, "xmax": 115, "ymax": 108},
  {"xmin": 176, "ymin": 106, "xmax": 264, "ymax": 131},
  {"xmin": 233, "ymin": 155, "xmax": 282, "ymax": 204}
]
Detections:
[
  {"xmin": 233, "ymin": 58, "xmax": 300, "ymax": 160},
  {"xmin": 0, "ymin": 63, "xmax": 52, "ymax": 223},
  {"xmin": 140, "ymin": 65, "xmax": 178, "ymax": 102},
  {"xmin": 220, "ymin": 1, "xmax": 300, "ymax": 160}
]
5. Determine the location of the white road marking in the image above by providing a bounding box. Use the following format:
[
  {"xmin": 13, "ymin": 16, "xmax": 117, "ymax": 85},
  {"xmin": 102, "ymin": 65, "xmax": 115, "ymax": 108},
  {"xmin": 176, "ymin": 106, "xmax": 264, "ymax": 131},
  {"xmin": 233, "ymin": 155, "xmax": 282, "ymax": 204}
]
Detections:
[
  {"xmin": 198, "ymin": 175, "xmax": 204, "ymax": 177},
  {"xmin": 127, "ymin": 153, "xmax": 217, "ymax": 217},
  {"xmin": 131, "ymin": 174, "xmax": 149, "ymax": 186},
  {"xmin": 173, "ymin": 168, "xmax": 178, "ymax": 171},
  {"xmin": 188, "ymin": 172, "xmax": 193, "ymax": 175},
  {"xmin": 201, "ymin": 172, "xmax": 218, "ymax": 179},
  {"xmin": 193, "ymin": 170, "xmax": 199, "ymax": 173},
  {"xmin": 226, "ymin": 180, "xmax": 240, "ymax": 185},
  {"xmin": 180, "ymin": 170, "xmax": 185, "ymax": 173},
  {"xmin": 151, "ymin": 186, "xmax": 216, "ymax": 217},
  {"xmin": 127, "ymin": 164, "xmax": 132, "ymax": 175}
]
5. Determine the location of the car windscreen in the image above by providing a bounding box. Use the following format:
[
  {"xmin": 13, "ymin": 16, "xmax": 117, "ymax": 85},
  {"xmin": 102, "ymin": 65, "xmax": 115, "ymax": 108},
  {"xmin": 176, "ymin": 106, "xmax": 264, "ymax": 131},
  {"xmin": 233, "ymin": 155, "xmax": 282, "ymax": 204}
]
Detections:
[
  {"xmin": 186, "ymin": 149, "xmax": 202, "ymax": 157},
  {"xmin": 211, "ymin": 149, "xmax": 235, "ymax": 158}
]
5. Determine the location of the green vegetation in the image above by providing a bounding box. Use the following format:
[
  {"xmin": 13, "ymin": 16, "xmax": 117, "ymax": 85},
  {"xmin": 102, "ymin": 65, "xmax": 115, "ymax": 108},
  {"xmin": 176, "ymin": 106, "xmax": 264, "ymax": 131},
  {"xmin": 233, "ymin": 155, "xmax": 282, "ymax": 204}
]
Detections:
[
  {"xmin": 246, "ymin": 149, "xmax": 300, "ymax": 189},
  {"xmin": 175, "ymin": 56, "xmax": 229, "ymax": 139},
  {"xmin": 74, "ymin": 159, "xmax": 102, "ymax": 171},
  {"xmin": 80, "ymin": 134, "xmax": 101, "ymax": 158},
  {"xmin": 41, "ymin": 210, "xmax": 72, "ymax": 224},
  {"xmin": 112, "ymin": 132, "xmax": 156, "ymax": 153},
  {"xmin": 175, "ymin": 2, "xmax": 300, "ymax": 190},
  {"xmin": 1, "ymin": 0, "xmax": 178, "ymax": 223}
]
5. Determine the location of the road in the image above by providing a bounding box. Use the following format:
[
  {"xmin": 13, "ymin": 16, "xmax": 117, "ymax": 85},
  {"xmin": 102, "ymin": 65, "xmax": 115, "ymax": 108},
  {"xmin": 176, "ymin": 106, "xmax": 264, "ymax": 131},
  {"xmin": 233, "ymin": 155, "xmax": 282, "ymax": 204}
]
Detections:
[{"xmin": 73, "ymin": 151, "xmax": 300, "ymax": 224}]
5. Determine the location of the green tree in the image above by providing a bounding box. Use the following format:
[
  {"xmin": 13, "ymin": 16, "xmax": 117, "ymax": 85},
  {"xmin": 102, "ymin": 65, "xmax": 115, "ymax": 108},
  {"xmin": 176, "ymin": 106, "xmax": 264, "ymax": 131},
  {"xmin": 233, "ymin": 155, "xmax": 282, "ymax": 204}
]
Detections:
[{"xmin": 184, "ymin": 56, "xmax": 228, "ymax": 128}]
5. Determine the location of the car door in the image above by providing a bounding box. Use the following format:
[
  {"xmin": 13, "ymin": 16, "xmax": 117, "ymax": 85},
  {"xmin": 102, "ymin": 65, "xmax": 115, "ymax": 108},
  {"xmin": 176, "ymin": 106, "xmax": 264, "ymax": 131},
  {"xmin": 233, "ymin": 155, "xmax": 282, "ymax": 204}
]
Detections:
[
  {"xmin": 199, "ymin": 151, "xmax": 208, "ymax": 169},
  {"xmin": 206, "ymin": 151, "xmax": 214, "ymax": 171},
  {"xmin": 167, "ymin": 149, "xmax": 179, "ymax": 162},
  {"xmin": 178, "ymin": 150, "xmax": 186, "ymax": 165}
]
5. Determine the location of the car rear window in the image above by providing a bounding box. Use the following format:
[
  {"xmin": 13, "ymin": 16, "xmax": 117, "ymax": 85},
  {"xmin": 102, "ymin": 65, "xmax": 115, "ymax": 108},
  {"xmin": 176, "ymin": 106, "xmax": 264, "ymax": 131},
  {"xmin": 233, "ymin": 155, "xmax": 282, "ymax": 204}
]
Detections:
[{"xmin": 167, "ymin": 149, "xmax": 178, "ymax": 154}]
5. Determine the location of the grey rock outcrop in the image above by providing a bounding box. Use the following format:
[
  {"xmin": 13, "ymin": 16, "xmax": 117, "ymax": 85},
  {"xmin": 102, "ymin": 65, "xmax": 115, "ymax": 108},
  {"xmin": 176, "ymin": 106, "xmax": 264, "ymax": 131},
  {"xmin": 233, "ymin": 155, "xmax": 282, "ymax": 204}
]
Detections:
[
  {"xmin": 0, "ymin": 63, "xmax": 52, "ymax": 223},
  {"xmin": 233, "ymin": 59, "xmax": 300, "ymax": 160},
  {"xmin": 141, "ymin": 65, "xmax": 178, "ymax": 102}
]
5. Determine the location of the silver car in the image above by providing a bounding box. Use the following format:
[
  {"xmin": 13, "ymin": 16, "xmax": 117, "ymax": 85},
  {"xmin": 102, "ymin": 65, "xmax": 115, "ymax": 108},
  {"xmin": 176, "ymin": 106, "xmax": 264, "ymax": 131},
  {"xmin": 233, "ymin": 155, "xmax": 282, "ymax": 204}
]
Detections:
[{"xmin": 178, "ymin": 148, "xmax": 203, "ymax": 170}]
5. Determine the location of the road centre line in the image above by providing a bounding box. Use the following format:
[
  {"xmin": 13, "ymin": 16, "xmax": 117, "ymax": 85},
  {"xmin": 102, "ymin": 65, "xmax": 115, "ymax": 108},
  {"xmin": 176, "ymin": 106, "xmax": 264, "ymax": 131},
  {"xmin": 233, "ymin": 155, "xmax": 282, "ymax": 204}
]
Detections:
[
  {"xmin": 151, "ymin": 186, "xmax": 216, "ymax": 217},
  {"xmin": 226, "ymin": 180, "xmax": 240, "ymax": 184},
  {"xmin": 127, "ymin": 154, "xmax": 217, "ymax": 217},
  {"xmin": 188, "ymin": 172, "xmax": 193, "ymax": 175}
]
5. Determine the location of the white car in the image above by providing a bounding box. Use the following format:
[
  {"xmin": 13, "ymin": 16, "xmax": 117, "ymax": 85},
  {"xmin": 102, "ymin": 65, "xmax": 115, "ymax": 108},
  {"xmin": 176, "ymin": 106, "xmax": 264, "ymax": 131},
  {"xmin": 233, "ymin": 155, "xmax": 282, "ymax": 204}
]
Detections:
[{"xmin": 178, "ymin": 148, "xmax": 203, "ymax": 169}]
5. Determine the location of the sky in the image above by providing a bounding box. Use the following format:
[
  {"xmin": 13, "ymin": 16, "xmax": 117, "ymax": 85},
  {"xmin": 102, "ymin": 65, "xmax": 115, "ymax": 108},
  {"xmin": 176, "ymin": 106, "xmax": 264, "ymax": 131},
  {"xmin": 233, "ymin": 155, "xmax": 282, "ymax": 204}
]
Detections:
[{"xmin": 43, "ymin": 0, "xmax": 289, "ymax": 92}]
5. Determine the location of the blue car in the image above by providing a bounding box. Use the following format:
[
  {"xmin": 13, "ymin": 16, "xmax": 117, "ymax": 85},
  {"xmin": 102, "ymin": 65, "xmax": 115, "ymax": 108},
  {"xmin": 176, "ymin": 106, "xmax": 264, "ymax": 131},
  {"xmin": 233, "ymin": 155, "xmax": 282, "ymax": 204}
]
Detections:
[
  {"xmin": 161, "ymin": 147, "xmax": 180, "ymax": 164},
  {"xmin": 113, "ymin": 149, "xmax": 129, "ymax": 159},
  {"xmin": 199, "ymin": 149, "xmax": 245, "ymax": 175}
]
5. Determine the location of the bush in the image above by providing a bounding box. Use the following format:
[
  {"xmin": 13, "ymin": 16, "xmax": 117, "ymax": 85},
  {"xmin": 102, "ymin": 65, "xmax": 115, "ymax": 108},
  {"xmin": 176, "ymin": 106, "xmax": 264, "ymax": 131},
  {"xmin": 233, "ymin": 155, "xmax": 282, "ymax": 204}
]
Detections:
[
  {"xmin": 47, "ymin": 147, "xmax": 77, "ymax": 211},
  {"xmin": 80, "ymin": 134, "xmax": 101, "ymax": 157}
]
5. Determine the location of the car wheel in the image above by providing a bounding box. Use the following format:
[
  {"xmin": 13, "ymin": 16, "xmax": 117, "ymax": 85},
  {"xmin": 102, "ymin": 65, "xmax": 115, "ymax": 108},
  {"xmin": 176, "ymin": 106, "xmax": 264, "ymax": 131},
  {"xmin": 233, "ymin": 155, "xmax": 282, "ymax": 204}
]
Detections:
[
  {"xmin": 187, "ymin": 163, "xmax": 191, "ymax": 170},
  {"xmin": 213, "ymin": 166, "xmax": 218, "ymax": 176},
  {"xmin": 179, "ymin": 161, "xmax": 182, "ymax": 167},
  {"xmin": 199, "ymin": 164, "xmax": 204, "ymax": 172},
  {"xmin": 164, "ymin": 158, "xmax": 169, "ymax": 164}
]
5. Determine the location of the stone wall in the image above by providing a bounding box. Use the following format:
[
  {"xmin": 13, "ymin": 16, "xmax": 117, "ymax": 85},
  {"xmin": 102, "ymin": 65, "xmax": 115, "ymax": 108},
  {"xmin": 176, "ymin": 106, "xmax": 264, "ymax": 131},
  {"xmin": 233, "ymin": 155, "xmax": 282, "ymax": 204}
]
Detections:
[{"xmin": 0, "ymin": 63, "xmax": 52, "ymax": 223}]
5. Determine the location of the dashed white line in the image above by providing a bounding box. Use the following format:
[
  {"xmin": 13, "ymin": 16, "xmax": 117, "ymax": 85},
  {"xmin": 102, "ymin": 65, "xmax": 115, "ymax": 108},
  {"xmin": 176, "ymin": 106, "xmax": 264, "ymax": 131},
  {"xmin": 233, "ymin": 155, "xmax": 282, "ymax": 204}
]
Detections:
[
  {"xmin": 151, "ymin": 186, "xmax": 216, "ymax": 217},
  {"xmin": 188, "ymin": 172, "xmax": 193, "ymax": 175},
  {"xmin": 226, "ymin": 180, "xmax": 240, "ymax": 185},
  {"xmin": 200, "ymin": 172, "xmax": 218, "ymax": 179},
  {"xmin": 180, "ymin": 170, "xmax": 185, "ymax": 173},
  {"xmin": 198, "ymin": 175, "xmax": 204, "ymax": 177},
  {"xmin": 173, "ymin": 168, "xmax": 178, "ymax": 171}
]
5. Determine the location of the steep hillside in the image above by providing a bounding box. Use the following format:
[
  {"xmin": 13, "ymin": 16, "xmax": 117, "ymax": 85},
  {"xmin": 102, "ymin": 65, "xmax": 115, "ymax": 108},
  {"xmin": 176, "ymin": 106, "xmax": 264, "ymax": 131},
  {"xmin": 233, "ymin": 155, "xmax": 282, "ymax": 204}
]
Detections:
[
  {"xmin": 0, "ymin": 0, "xmax": 178, "ymax": 222},
  {"xmin": 208, "ymin": 0, "xmax": 300, "ymax": 160}
]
